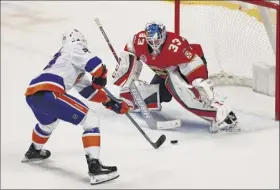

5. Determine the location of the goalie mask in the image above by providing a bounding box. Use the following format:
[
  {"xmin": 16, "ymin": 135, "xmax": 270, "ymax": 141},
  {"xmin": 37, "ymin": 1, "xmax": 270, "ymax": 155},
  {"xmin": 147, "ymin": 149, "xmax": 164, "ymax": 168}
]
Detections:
[
  {"xmin": 62, "ymin": 28, "xmax": 88, "ymax": 48},
  {"xmin": 145, "ymin": 22, "xmax": 167, "ymax": 54}
]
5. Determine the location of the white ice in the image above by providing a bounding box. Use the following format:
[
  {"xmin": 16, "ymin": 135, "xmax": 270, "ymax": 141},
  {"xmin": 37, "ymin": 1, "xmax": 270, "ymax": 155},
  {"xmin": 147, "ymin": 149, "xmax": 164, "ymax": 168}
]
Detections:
[{"xmin": 1, "ymin": 1, "xmax": 279, "ymax": 189}]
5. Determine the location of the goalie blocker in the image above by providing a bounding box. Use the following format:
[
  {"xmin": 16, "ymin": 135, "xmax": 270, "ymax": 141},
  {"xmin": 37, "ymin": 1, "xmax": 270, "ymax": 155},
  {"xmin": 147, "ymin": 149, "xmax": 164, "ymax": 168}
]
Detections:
[{"xmin": 113, "ymin": 51, "xmax": 162, "ymax": 112}]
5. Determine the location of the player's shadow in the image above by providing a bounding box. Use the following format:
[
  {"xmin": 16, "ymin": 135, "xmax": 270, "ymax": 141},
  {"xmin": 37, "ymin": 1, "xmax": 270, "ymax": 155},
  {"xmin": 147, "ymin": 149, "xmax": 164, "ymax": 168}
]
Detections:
[{"xmin": 24, "ymin": 159, "xmax": 89, "ymax": 185}]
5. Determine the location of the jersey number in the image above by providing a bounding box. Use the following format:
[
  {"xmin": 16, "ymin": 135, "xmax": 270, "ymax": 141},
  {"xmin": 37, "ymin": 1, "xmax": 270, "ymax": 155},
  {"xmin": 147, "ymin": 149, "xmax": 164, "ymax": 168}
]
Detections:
[
  {"xmin": 137, "ymin": 33, "xmax": 146, "ymax": 45},
  {"xmin": 168, "ymin": 38, "xmax": 182, "ymax": 52},
  {"xmin": 43, "ymin": 51, "xmax": 61, "ymax": 70}
]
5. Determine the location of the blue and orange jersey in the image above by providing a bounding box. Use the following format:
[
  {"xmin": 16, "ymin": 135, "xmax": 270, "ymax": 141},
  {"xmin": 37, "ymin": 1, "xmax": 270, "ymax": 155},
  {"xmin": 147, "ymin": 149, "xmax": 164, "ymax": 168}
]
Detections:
[{"xmin": 25, "ymin": 42, "xmax": 108, "ymax": 102}]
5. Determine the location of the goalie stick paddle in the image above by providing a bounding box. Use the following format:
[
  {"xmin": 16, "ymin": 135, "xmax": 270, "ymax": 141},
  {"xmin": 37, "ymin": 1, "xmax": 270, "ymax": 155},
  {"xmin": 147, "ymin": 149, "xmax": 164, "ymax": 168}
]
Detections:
[
  {"xmin": 103, "ymin": 87, "xmax": 166, "ymax": 149},
  {"xmin": 130, "ymin": 82, "xmax": 181, "ymax": 130},
  {"xmin": 129, "ymin": 82, "xmax": 157, "ymax": 130},
  {"xmin": 94, "ymin": 17, "xmax": 181, "ymax": 130}
]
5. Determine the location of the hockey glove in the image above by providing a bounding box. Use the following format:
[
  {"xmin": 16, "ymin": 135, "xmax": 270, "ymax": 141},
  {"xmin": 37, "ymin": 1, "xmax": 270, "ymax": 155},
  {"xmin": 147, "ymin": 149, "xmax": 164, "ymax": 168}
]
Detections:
[
  {"xmin": 92, "ymin": 65, "xmax": 108, "ymax": 89},
  {"xmin": 102, "ymin": 98, "xmax": 129, "ymax": 114}
]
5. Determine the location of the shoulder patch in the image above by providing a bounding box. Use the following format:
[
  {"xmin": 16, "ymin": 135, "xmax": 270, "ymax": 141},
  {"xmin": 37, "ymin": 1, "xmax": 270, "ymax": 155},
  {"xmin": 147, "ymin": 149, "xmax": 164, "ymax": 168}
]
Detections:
[{"xmin": 182, "ymin": 48, "xmax": 193, "ymax": 59}]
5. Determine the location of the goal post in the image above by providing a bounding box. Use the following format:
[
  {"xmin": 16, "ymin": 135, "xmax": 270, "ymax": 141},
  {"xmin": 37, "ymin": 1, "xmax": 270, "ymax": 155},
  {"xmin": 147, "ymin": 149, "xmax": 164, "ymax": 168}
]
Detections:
[
  {"xmin": 276, "ymin": 6, "xmax": 279, "ymax": 121},
  {"xmin": 174, "ymin": 0, "xmax": 279, "ymax": 121}
]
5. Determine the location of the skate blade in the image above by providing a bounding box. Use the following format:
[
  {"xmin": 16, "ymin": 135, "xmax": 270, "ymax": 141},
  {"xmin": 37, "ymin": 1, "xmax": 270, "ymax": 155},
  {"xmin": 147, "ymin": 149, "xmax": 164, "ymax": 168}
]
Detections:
[
  {"xmin": 210, "ymin": 125, "xmax": 241, "ymax": 134},
  {"xmin": 90, "ymin": 172, "xmax": 119, "ymax": 185},
  {"xmin": 226, "ymin": 122, "xmax": 241, "ymax": 133},
  {"xmin": 217, "ymin": 127, "xmax": 241, "ymax": 134},
  {"xmin": 227, "ymin": 126, "xmax": 241, "ymax": 132},
  {"xmin": 21, "ymin": 157, "xmax": 46, "ymax": 163}
]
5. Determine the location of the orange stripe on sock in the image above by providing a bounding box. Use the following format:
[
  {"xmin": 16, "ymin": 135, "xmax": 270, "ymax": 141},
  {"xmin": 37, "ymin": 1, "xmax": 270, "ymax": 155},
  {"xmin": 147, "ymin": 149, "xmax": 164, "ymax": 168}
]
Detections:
[
  {"xmin": 32, "ymin": 130, "xmax": 49, "ymax": 144},
  {"xmin": 56, "ymin": 93, "xmax": 88, "ymax": 114},
  {"xmin": 82, "ymin": 135, "xmax": 100, "ymax": 148}
]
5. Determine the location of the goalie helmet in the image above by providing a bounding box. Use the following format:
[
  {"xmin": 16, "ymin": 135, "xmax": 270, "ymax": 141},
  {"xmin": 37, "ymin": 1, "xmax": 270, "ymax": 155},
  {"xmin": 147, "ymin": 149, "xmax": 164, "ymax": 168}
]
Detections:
[
  {"xmin": 62, "ymin": 28, "xmax": 88, "ymax": 48},
  {"xmin": 145, "ymin": 21, "xmax": 167, "ymax": 54}
]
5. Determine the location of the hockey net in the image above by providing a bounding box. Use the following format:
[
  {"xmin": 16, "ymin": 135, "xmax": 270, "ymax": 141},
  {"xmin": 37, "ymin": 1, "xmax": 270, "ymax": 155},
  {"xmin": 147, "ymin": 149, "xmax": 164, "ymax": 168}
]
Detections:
[{"xmin": 174, "ymin": 0, "xmax": 279, "ymax": 120}]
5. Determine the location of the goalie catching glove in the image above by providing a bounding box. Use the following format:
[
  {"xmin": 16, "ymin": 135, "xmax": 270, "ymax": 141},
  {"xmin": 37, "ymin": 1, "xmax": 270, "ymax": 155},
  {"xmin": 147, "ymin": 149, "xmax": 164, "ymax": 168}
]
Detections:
[
  {"xmin": 92, "ymin": 64, "xmax": 108, "ymax": 89},
  {"xmin": 102, "ymin": 98, "xmax": 129, "ymax": 114}
]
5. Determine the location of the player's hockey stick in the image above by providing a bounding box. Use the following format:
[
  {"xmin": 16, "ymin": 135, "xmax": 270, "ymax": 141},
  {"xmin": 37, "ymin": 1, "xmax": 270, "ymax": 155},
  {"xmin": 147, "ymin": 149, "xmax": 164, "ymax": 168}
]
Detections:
[
  {"xmin": 103, "ymin": 87, "xmax": 166, "ymax": 149},
  {"xmin": 94, "ymin": 17, "xmax": 181, "ymax": 130}
]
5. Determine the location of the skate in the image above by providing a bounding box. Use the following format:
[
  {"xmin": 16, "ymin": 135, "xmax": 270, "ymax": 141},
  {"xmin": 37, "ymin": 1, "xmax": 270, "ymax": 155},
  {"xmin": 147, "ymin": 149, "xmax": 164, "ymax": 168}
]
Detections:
[
  {"xmin": 85, "ymin": 154, "xmax": 119, "ymax": 185},
  {"xmin": 21, "ymin": 143, "xmax": 51, "ymax": 163},
  {"xmin": 210, "ymin": 111, "xmax": 240, "ymax": 133}
]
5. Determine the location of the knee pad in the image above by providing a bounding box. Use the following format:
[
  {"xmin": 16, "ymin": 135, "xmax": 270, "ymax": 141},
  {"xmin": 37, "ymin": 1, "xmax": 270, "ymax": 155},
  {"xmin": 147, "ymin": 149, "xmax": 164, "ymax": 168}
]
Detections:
[
  {"xmin": 80, "ymin": 109, "xmax": 100, "ymax": 130},
  {"xmin": 39, "ymin": 119, "xmax": 59, "ymax": 134}
]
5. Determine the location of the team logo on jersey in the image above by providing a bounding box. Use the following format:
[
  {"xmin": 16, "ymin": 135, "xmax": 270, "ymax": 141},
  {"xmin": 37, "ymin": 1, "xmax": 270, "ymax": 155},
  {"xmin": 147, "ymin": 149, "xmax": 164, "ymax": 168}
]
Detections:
[
  {"xmin": 140, "ymin": 54, "xmax": 147, "ymax": 62},
  {"xmin": 183, "ymin": 48, "xmax": 193, "ymax": 59},
  {"xmin": 72, "ymin": 114, "xmax": 78, "ymax": 120}
]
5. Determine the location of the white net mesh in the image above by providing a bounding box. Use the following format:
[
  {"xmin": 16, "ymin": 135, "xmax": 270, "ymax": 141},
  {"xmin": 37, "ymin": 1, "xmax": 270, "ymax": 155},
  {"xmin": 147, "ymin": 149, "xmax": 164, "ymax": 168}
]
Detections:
[{"xmin": 179, "ymin": 3, "xmax": 276, "ymax": 88}]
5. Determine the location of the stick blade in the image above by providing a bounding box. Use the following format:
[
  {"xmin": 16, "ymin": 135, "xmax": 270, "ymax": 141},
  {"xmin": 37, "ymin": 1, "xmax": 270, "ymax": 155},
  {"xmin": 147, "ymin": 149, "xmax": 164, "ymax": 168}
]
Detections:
[
  {"xmin": 157, "ymin": 119, "xmax": 182, "ymax": 130},
  {"xmin": 153, "ymin": 134, "xmax": 166, "ymax": 149}
]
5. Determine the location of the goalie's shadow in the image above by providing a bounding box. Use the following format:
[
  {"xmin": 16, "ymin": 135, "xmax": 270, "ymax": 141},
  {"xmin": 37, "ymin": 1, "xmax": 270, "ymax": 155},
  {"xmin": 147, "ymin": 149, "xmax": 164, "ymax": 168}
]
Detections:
[
  {"xmin": 131, "ymin": 111, "xmax": 210, "ymax": 134},
  {"xmin": 178, "ymin": 119, "xmax": 210, "ymax": 133}
]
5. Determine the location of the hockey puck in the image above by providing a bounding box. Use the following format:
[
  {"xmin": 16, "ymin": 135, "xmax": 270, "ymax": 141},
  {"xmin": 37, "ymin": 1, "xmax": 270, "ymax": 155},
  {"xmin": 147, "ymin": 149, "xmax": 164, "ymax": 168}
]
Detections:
[{"xmin": 170, "ymin": 140, "xmax": 178, "ymax": 144}]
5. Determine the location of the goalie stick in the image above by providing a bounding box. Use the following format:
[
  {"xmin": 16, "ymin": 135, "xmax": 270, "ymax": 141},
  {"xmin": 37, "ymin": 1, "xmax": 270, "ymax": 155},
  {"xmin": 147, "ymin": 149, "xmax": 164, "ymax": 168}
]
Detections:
[
  {"xmin": 94, "ymin": 17, "xmax": 181, "ymax": 130},
  {"xmin": 130, "ymin": 82, "xmax": 181, "ymax": 130},
  {"xmin": 104, "ymin": 87, "xmax": 166, "ymax": 149}
]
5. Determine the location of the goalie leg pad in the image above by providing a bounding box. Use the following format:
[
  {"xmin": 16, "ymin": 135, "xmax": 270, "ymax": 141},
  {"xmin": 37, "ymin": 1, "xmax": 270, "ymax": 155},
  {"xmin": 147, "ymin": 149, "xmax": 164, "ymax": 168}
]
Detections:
[
  {"xmin": 166, "ymin": 71, "xmax": 239, "ymax": 132},
  {"xmin": 120, "ymin": 81, "xmax": 161, "ymax": 112},
  {"xmin": 165, "ymin": 71, "xmax": 217, "ymax": 121}
]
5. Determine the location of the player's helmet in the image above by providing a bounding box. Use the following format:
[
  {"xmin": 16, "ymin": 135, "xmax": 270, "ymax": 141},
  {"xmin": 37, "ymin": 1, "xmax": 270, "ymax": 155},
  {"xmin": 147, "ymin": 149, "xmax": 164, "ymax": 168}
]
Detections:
[
  {"xmin": 145, "ymin": 21, "xmax": 167, "ymax": 53},
  {"xmin": 62, "ymin": 29, "xmax": 88, "ymax": 48}
]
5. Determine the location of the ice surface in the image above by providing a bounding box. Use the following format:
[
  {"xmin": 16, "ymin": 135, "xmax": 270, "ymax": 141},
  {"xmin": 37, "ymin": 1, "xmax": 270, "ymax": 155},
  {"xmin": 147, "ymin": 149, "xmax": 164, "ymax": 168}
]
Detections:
[{"xmin": 1, "ymin": 1, "xmax": 278, "ymax": 189}]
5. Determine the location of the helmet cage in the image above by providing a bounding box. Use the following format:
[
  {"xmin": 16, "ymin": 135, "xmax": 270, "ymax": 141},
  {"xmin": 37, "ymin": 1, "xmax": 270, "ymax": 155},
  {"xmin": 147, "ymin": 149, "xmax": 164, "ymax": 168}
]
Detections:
[{"xmin": 145, "ymin": 22, "xmax": 166, "ymax": 52}]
